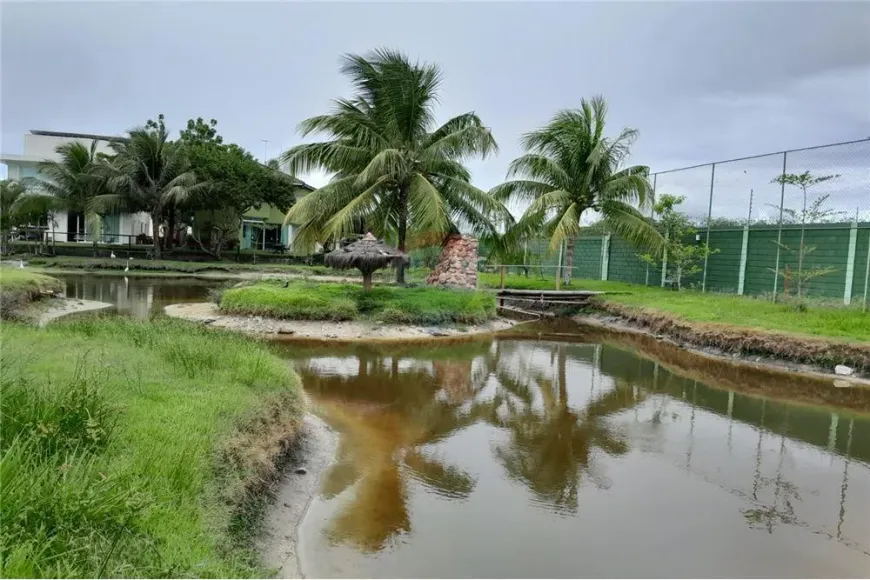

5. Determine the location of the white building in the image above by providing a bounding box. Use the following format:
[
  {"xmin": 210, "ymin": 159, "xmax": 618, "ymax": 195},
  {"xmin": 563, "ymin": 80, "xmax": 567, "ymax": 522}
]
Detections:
[{"xmin": 1, "ymin": 130, "xmax": 152, "ymax": 243}]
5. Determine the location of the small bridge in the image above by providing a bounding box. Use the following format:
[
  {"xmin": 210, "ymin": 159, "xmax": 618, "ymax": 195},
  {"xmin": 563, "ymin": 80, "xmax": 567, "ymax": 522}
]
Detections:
[{"xmin": 496, "ymin": 289, "xmax": 605, "ymax": 320}]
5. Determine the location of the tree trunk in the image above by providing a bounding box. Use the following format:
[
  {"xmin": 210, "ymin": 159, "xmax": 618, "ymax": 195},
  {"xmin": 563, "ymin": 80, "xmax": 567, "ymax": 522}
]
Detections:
[
  {"xmin": 395, "ymin": 195, "xmax": 408, "ymax": 284},
  {"xmin": 362, "ymin": 271, "xmax": 373, "ymax": 291},
  {"xmin": 151, "ymin": 213, "xmax": 162, "ymax": 260},
  {"xmin": 563, "ymin": 236, "xmax": 576, "ymax": 285},
  {"xmin": 166, "ymin": 210, "xmax": 176, "ymax": 252}
]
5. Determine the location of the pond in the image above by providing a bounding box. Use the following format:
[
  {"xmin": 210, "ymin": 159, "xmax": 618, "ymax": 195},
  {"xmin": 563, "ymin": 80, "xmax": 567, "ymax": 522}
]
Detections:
[
  {"xmin": 54, "ymin": 273, "xmax": 222, "ymax": 318},
  {"xmin": 280, "ymin": 338, "xmax": 870, "ymax": 578},
  {"xmin": 47, "ymin": 274, "xmax": 870, "ymax": 577}
]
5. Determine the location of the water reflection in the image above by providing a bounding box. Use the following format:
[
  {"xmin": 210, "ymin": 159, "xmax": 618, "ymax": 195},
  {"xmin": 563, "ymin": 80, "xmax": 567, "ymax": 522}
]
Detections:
[
  {"xmin": 286, "ymin": 338, "xmax": 870, "ymax": 577},
  {"xmin": 56, "ymin": 274, "xmax": 219, "ymax": 318}
]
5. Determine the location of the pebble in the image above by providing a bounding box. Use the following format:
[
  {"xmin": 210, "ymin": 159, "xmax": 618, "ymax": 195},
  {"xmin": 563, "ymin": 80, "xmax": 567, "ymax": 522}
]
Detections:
[{"xmin": 834, "ymin": 364, "xmax": 854, "ymax": 377}]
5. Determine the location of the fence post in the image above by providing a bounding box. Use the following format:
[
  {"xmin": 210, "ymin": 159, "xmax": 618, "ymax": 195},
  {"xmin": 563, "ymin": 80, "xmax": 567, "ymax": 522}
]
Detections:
[
  {"xmin": 738, "ymin": 224, "xmax": 749, "ymax": 295},
  {"xmin": 555, "ymin": 240, "xmax": 563, "ymax": 290},
  {"xmin": 660, "ymin": 232, "xmax": 668, "ymax": 287},
  {"xmin": 772, "ymin": 151, "xmax": 788, "ymax": 302},
  {"xmin": 844, "ymin": 219, "xmax": 858, "ymax": 305},
  {"xmin": 645, "ymin": 173, "xmax": 657, "ymax": 286},
  {"xmin": 701, "ymin": 163, "xmax": 715, "ymax": 292},
  {"xmin": 863, "ymin": 230, "xmax": 870, "ymax": 313},
  {"xmin": 600, "ymin": 234, "xmax": 611, "ymax": 281}
]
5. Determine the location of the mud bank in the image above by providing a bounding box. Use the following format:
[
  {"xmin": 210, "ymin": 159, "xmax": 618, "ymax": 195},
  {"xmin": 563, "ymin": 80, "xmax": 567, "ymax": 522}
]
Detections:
[
  {"xmin": 259, "ymin": 413, "xmax": 337, "ymax": 579},
  {"xmin": 36, "ymin": 297, "xmax": 113, "ymax": 326},
  {"xmin": 577, "ymin": 303, "xmax": 870, "ymax": 377},
  {"xmin": 165, "ymin": 302, "xmax": 515, "ymax": 342}
]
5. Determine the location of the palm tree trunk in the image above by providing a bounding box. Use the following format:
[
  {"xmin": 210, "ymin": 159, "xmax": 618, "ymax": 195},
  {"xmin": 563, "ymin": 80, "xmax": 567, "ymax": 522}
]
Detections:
[
  {"xmin": 396, "ymin": 193, "xmax": 408, "ymax": 284},
  {"xmin": 558, "ymin": 345, "xmax": 568, "ymax": 406},
  {"xmin": 563, "ymin": 236, "xmax": 576, "ymax": 285},
  {"xmin": 151, "ymin": 213, "xmax": 162, "ymax": 260},
  {"xmin": 166, "ymin": 210, "xmax": 176, "ymax": 252}
]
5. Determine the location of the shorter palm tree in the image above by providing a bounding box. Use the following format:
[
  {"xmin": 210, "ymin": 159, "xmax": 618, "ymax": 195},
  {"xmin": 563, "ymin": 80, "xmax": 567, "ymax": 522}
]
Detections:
[
  {"xmin": 23, "ymin": 141, "xmax": 111, "ymax": 256},
  {"xmin": 492, "ymin": 96, "xmax": 662, "ymax": 284}
]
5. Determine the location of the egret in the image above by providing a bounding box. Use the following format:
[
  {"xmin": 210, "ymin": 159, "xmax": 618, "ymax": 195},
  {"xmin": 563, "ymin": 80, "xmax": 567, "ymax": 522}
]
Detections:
[
  {"xmin": 18, "ymin": 260, "xmax": 25, "ymax": 269},
  {"xmin": 110, "ymin": 251, "xmax": 116, "ymax": 259}
]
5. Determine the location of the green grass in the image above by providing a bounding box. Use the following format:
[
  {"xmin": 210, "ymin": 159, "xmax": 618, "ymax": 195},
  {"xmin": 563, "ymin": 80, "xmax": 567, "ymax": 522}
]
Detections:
[
  {"xmin": 220, "ymin": 281, "xmax": 497, "ymax": 325},
  {"xmin": 0, "ymin": 267, "xmax": 64, "ymax": 318},
  {"xmin": 0, "ymin": 316, "xmax": 302, "ymax": 577}
]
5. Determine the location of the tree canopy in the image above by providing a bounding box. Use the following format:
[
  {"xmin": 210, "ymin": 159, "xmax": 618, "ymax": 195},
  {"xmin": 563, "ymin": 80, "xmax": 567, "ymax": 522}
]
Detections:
[{"xmin": 282, "ymin": 48, "xmax": 509, "ymax": 281}]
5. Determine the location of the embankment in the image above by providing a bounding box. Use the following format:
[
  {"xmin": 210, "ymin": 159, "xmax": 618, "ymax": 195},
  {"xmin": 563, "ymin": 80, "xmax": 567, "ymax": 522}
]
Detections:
[{"xmin": 575, "ymin": 301, "xmax": 870, "ymax": 378}]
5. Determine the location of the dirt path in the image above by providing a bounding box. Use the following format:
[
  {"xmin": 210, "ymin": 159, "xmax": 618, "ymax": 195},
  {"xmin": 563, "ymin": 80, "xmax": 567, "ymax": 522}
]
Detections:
[{"xmin": 165, "ymin": 302, "xmax": 515, "ymax": 342}]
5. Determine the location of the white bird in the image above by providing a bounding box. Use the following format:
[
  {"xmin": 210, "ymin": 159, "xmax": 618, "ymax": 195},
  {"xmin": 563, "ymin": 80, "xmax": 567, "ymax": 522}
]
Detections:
[
  {"xmin": 18, "ymin": 260, "xmax": 25, "ymax": 269},
  {"xmin": 124, "ymin": 258, "xmax": 131, "ymax": 272},
  {"xmin": 110, "ymin": 251, "xmax": 117, "ymax": 259}
]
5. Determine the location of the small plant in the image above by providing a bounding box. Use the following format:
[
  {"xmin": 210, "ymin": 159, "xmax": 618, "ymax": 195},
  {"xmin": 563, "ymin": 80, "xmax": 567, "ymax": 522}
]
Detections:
[
  {"xmin": 638, "ymin": 194, "xmax": 718, "ymax": 290},
  {"xmin": 768, "ymin": 171, "xmax": 841, "ymax": 299}
]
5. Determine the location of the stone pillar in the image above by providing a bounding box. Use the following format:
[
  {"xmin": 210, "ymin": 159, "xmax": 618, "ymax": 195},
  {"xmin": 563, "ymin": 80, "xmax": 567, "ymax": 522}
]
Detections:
[{"xmin": 426, "ymin": 235, "xmax": 479, "ymax": 289}]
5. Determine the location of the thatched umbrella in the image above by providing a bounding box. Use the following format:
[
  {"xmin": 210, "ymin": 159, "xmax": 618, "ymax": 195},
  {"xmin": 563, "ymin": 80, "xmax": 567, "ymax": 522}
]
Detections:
[{"xmin": 324, "ymin": 232, "xmax": 408, "ymax": 291}]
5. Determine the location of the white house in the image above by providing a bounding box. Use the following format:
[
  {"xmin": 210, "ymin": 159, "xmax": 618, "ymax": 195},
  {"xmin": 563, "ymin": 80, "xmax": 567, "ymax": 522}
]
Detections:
[{"xmin": 1, "ymin": 130, "xmax": 152, "ymax": 243}]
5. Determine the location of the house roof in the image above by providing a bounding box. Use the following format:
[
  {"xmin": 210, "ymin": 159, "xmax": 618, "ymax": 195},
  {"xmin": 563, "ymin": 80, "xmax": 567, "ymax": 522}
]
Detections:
[{"xmin": 30, "ymin": 130, "xmax": 128, "ymax": 142}]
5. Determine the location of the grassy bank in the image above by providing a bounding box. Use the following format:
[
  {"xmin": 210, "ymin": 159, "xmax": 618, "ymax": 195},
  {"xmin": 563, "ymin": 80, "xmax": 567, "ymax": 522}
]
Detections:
[
  {"xmin": 0, "ymin": 267, "xmax": 64, "ymax": 318},
  {"xmin": 220, "ymin": 280, "xmax": 497, "ymax": 325},
  {"xmin": 0, "ymin": 317, "xmax": 302, "ymax": 577},
  {"xmin": 481, "ymin": 271, "xmax": 867, "ymax": 343}
]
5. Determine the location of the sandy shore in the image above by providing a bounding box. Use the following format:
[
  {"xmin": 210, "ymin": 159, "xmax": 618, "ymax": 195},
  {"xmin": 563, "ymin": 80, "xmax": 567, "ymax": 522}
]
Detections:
[
  {"xmin": 259, "ymin": 413, "xmax": 337, "ymax": 579},
  {"xmin": 165, "ymin": 302, "xmax": 515, "ymax": 341},
  {"xmin": 36, "ymin": 297, "xmax": 114, "ymax": 326}
]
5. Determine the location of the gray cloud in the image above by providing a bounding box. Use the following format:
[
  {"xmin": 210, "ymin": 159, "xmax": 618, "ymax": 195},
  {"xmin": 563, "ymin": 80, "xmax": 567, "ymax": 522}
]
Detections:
[{"xmin": 3, "ymin": 0, "xmax": 869, "ymax": 209}]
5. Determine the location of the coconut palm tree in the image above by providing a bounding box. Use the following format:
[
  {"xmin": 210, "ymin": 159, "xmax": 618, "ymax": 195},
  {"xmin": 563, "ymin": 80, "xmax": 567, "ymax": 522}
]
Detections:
[
  {"xmin": 94, "ymin": 118, "xmax": 206, "ymax": 259},
  {"xmin": 282, "ymin": 49, "xmax": 507, "ymax": 283},
  {"xmin": 492, "ymin": 96, "xmax": 662, "ymax": 284},
  {"xmin": 17, "ymin": 141, "xmax": 113, "ymax": 256}
]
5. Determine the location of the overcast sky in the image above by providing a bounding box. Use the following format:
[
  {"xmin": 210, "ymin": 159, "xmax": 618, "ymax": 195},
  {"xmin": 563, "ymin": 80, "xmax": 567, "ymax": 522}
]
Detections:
[{"xmin": 2, "ymin": 1, "xmax": 869, "ymax": 219}]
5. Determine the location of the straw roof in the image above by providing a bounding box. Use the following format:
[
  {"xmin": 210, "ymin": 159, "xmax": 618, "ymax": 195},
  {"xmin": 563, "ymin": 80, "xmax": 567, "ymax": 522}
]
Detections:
[{"xmin": 324, "ymin": 233, "xmax": 408, "ymax": 272}]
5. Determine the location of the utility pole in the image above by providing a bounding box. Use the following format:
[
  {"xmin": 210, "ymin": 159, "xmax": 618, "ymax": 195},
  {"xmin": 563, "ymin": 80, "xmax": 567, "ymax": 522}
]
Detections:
[{"xmin": 261, "ymin": 139, "xmax": 270, "ymax": 164}]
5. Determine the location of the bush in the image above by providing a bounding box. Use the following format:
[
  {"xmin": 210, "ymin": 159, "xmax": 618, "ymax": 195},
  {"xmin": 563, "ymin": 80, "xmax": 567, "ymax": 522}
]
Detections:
[
  {"xmin": 219, "ymin": 281, "xmax": 497, "ymax": 325},
  {"xmin": 0, "ymin": 317, "xmax": 302, "ymax": 577}
]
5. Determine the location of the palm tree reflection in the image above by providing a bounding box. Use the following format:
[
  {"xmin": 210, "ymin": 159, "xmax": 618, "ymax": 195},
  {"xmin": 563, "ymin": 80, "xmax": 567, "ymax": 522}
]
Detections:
[
  {"xmin": 489, "ymin": 344, "xmax": 641, "ymax": 513},
  {"xmin": 299, "ymin": 353, "xmax": 491, "ymax": 552},
  {"xmin": 297, "ymin": 341, "xmax": 647, "ymax": 550}
]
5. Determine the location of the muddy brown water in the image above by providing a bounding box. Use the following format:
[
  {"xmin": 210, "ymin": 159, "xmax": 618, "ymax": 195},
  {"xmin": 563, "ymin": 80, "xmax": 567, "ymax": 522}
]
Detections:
[{"xmin": 278, "ymin": 336, "xmax": 870, "ymax": 578}]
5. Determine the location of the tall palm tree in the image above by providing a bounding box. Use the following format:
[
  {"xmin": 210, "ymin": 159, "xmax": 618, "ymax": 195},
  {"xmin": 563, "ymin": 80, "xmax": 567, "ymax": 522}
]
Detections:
[
  {"xmin": 282, "ymin": 49, "xmax": 507, "ymax": 283},
  {"xmin": 95, "ymin": 120, "xmax": 205, "ymax": 259},
  {"xmin": 492, "ymin": 96, "xmax": 662, "ymax": 284}
]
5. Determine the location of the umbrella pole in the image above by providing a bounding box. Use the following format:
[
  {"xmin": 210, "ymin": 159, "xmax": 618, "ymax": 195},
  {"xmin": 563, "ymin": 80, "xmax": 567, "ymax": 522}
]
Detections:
[{"xmin": 362, "ymin": 270, "xmax": 373, "ymax": 291}]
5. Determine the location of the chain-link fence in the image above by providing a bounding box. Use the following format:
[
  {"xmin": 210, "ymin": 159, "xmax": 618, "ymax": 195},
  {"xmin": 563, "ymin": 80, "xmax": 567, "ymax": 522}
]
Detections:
[{"xmin": 480, "ymin": 138, "xmax": 870, "ymax": 308}]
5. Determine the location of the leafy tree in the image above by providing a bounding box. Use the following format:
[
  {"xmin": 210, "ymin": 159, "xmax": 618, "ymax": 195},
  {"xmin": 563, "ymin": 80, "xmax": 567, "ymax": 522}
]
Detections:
[
  {"xmin": 639, "ymin": 194, "xmax": 718, "ymax": 290},
  {"xmin": 179, "ymin": 118, "xmax": 301, "ymax": 259},
  {"xmin": 769, "ymin": 171, "xmax": 841, "ymax": 298},
  {"xmin": 94, "ymin": 115, "xmax": 205, "ymax": 260},
  {"xmin": 492, "ymin": 96, "xmax": 662, "ymax": 284},
  {"xmin": 282, "ymin": 49, "xmax": 507, "ymax": 283}
]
